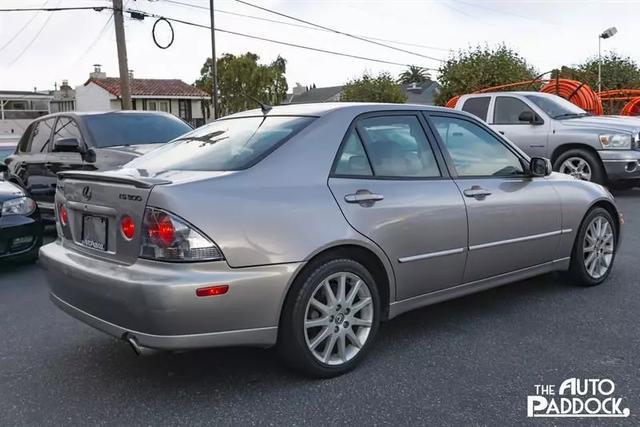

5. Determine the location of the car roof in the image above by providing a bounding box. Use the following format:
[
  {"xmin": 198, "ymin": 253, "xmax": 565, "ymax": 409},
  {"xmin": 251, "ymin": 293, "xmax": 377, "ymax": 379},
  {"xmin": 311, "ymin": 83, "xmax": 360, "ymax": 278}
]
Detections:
[
  {"xmin": 464, "ymin": 91, "xmax": 558, "ymax": 98},
  {"xmin": 223, "ymin": 102, "xmax": 455, "ymax": 119}
]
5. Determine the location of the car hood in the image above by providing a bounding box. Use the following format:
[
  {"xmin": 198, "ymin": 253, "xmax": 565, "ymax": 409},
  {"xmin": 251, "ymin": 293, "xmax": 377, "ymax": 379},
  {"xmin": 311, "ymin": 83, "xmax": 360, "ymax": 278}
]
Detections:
[
  {"xmin": 558, "ymin": 115, "xmax": 640, "ymax": 134},
  {"xmin": 0, "ymin": 180, "xmax": 25, "ymax": 202}
]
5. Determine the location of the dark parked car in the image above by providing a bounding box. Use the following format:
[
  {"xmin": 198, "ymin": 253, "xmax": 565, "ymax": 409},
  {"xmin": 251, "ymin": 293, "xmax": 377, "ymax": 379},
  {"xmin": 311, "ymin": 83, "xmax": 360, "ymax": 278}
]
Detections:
[
  {"xmin": 0, "ymin": 165, "xmax": 43, "ymax": 263},
  {"xmin": 3, "ymin": 111, "xmax": 192, "ymax": 221}
]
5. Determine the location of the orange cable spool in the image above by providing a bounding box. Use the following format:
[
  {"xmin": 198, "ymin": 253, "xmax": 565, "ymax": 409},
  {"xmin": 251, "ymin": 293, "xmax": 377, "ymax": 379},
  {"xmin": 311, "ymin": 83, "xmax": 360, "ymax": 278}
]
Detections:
[
  {"xmin": 445, "ymin": 95, "xmax": 460, "ymax": 109},
  {"xmin": 540, "ymin": 79, "xmax": 603, "ymax": 115},
  {"xmin": 621, "ymin": 98, "xmax": 640, "ymax": 116}
]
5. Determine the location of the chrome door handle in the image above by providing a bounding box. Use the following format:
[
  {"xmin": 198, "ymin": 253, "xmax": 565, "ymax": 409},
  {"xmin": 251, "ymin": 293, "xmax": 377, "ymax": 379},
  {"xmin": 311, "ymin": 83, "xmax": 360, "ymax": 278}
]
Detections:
[
  {"xmin": 345, "ymin": 191, "xmax": 384, "ymax": 205},
  {"xmin": 463, "ymin": 186, "xmax": 492, "ymax": 199}
]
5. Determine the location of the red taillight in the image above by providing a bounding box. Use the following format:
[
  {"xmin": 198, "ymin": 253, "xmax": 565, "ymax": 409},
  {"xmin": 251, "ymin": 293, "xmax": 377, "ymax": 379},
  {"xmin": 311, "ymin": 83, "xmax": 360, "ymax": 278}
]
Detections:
[
  {"xmin": 59, "ymin": 204, "xmax": 68, "ymax": 226},
  {"xmin": 120, "ymin": 215, "xmax": 135, "ymax": 240},
  {"xmin": 196, "ymin": 284, "xmax": 229, "ymax": 297},
  {"xmin": 147, "ymin": 213, "xmax": 175, "ymax": 246}
]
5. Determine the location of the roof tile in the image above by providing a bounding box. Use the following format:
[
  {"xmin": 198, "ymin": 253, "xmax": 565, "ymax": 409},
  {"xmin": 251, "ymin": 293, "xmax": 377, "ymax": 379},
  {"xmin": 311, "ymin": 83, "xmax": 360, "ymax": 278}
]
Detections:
[{"xmin": 87, "ymin": 77, "xmax": 208, "ymax": 98}]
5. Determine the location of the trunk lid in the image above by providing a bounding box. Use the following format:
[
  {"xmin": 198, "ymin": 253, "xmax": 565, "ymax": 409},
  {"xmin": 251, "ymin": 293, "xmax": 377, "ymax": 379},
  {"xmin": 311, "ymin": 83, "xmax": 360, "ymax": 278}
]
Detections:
[{"xmin": 56, "ymin": 170, "xmax": 170, "ymax": 265}]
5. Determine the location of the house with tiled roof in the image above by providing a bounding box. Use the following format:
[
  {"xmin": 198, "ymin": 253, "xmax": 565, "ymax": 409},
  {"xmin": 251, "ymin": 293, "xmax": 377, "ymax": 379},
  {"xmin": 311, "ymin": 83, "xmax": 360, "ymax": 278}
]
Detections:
[{"xmin": 75, "ymin": 66, "xmax": 209, "ymax": 127}]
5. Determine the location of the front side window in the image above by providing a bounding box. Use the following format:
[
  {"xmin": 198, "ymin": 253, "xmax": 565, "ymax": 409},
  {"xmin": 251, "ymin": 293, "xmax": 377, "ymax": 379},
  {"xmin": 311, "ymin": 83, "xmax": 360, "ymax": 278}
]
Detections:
[
  {"xmin": 127, "ymin": 115, "xmax": 315, "ymax": 172},
  {"xmin": 27, "ymin": 118, "xmax": 55, "ymax": 153},
  {"xmin": 431, "ymin": 115, "xmax": 524, "ymax": 177},
  {"xmin": 524, "ymin": 94, "xmax": 589, "ymax": 119},
  {"xmin": 461, "ymin": 97, "xmax": 491, "ymax": 121},
  {"xmin": 53, "ymin": 118, "xmax": 83, "ymax": 144},
  {"xmin": 355, "ymin": 115, "xmax": 440, "ymax": 178},
  {"xmin": 493, "ymin": 97, "xmax": 536, "ymax": 125}
]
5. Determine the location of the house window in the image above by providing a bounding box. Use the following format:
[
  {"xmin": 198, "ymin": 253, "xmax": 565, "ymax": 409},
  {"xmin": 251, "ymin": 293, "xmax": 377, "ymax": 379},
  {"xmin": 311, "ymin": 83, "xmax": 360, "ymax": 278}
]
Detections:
[
  {"xmin": 147, "ymin": 100, "xmax": 170, "ymax": 112},
  {"xmin": 178, "ymin": 99, "xmax": 192, "ymax": 120}
]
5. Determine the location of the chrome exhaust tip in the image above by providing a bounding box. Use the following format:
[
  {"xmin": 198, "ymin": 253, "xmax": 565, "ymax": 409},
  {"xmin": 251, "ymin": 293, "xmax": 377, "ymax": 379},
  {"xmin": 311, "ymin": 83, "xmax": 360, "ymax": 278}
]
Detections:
[{"xmin": 124, "ymin": 334, "xmax": 159, "ymax": 357}]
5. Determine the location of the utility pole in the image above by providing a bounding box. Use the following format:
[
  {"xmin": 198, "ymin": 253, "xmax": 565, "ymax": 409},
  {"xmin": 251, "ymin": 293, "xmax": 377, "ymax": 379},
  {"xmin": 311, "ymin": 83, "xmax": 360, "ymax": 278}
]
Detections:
[
  {"xmin": 209, "ymin": 0, "xmax": 219, "ymax": 119},
  {"xmin": 113, "ymin": 0, "xmax": 132, "ymax": 110}
]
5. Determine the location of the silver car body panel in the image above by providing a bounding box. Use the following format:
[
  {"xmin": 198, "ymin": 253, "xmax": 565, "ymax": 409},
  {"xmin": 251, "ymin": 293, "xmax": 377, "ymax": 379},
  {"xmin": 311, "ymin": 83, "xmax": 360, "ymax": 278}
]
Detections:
[{"xmin": 40, "ymin": 103, "xmax": 621, "ymax": 350}]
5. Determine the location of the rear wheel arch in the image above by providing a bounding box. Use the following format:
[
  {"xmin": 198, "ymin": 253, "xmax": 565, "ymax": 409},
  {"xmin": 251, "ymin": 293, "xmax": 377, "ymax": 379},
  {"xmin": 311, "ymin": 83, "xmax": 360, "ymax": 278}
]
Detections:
[{"xmin": 280, "ymin": 244, "xmax": 392, "ymax": 328}]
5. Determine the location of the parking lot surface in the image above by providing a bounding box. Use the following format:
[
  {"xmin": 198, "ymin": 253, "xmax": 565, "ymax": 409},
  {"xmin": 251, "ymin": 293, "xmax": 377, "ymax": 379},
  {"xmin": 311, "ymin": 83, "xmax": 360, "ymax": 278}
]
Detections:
[{"xmin": 1, "ymin": 191, "xmax": 639, "ymax": 425}]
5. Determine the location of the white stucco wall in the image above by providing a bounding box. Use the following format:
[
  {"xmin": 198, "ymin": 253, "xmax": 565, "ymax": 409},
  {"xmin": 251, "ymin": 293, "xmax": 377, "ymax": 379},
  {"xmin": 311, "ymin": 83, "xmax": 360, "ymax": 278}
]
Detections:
[{"xmin": 75, "ymin": 83, "xmax": 115, "ymax": 111}]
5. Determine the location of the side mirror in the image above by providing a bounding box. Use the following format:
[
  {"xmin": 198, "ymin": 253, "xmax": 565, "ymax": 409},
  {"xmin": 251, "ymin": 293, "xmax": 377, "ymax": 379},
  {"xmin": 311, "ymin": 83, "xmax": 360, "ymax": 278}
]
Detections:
[
  {"xmin": 530, "ymin": 157, "xmax": 552, "ymax": 177},
  {"xmin": 518, "ymin": 111, "xmax": 543, "ymax": 125},
  {"xmin": 52, "ymin": 138, "xmax": 82, "ymax": 153}
]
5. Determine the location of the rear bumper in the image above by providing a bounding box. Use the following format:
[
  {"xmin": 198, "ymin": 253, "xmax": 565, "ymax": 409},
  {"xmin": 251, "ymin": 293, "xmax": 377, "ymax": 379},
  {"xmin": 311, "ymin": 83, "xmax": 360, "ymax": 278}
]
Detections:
[
  {"xmin": 599, "ymin": 150, "xmax": 640, "ymax": 181},
  {"xmin": 40, "ymin": 240, "xmax": 302, "ymax": 350}
]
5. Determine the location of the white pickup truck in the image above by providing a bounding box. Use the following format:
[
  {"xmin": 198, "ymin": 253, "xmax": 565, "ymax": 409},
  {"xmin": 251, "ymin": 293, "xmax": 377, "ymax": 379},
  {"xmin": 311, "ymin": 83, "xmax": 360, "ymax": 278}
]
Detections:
[{"xmin": 454, "ymin": 91, "xmax": 640, "ymax": 187}]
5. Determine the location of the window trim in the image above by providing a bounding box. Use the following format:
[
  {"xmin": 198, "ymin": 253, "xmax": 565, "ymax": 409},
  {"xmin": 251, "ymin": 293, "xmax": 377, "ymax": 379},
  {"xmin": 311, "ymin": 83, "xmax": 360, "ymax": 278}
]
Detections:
[
  {"xmin": 423, "ymin": 111, "xmax": 532, "ymax": 180},
  {"xmin": 492, "ymin": 96, "xmax": 544, "ymax": 126},
  {"xmin": 329, "ymin": 110, "xmax": 449, "ymax": 181}
]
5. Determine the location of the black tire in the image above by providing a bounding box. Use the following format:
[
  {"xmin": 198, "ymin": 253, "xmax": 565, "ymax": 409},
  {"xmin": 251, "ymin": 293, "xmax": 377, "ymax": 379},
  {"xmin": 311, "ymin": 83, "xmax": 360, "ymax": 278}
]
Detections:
[
  {"xmin": 567, "ymin": 207, "xmax": 617, "ymax": 287},
  {"xmin": 553, "ymin": 149, "xmax": 605, "ymax": 184},
  {"xmin": 278, "ymin": 257, "xmax": 380, "ymax": 378}
]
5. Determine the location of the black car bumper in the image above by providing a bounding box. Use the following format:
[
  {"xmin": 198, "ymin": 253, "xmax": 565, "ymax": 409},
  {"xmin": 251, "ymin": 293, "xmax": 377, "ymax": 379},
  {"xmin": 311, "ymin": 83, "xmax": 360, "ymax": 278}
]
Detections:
[{"xmin": 0, "ymin": 214, "xmax": 43, "ymax": 260}]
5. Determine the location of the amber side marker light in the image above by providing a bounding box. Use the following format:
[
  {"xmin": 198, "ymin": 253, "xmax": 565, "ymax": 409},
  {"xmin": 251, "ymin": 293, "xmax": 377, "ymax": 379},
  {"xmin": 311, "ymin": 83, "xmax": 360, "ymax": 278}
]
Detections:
[
  {"xmin": 196, "ymin": 284, "xmax": 229, "ymax": 297},
  {"xmin": 619, "ymin": 213, "xmax": 624, "ymax": 225}
]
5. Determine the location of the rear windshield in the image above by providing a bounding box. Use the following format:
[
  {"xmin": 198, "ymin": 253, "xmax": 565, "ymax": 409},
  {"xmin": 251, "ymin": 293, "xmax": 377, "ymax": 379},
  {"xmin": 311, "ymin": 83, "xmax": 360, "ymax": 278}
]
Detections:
[
  {"xmin": 85, "ymin": 114, "xmax": 192, "ymax": 148},
  {"xmin": 126, "ymin": 116, "xmax": 315, "ymax": 172}
]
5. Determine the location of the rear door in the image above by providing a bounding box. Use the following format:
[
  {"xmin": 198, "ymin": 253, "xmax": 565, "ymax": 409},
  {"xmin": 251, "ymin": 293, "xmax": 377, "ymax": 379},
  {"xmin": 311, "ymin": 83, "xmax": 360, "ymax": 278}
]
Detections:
[
  {"xmin": 460, "ymin": 96, "xmax": 491, "ymax": 122},
  {"xmin": 328, "ymin": 112, "xmax": 468, "ymax": 301},
  {"xmin": 426, "ymin": 112, "xmax": 562, "ymax": 283},
  {"xmin": 490, "ymin": 96, "xmax": 550, "ymax": 158}
]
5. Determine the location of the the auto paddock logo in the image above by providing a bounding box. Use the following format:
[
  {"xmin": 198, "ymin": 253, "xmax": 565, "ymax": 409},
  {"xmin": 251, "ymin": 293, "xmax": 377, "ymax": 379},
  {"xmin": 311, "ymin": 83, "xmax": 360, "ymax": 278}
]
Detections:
[{"xmin": 527, "ymin": 378, "xmax": 630, "ymax": 418}]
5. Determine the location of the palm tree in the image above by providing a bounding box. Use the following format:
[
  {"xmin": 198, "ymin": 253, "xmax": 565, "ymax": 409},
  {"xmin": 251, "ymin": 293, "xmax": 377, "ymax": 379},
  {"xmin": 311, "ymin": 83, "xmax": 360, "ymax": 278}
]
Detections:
[{"xmin": 398, "ymin": 66, "xmax": 431, "ymax": 84}]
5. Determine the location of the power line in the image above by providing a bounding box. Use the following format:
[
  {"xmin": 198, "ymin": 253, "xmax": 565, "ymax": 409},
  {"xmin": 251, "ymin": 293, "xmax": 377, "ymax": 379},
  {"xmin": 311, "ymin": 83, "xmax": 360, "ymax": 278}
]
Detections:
[
  {"xmin": 0, "ymin": 2, "xmax": 45, "ymax": 53},
  {"xmin": 160, "ymin": 0, "xmax": 450, "ymax": 53},
  {"xmin": 72, "ymin": 12, "xmax": 115, "ymax": 65},
  {"xmin": 133, "ymin": 8, "xmax": 425, "ymax": 68},
  {"xmin": 0, "ymin": 6, "xmax": 110, "ymax": 12},
  {"xmin": 8, "ymin": 4, "xmax": 58, "ymax": 66},
  {"xmin": 232, "ymin": 0, "xmax": 444, "ymax": 63}
]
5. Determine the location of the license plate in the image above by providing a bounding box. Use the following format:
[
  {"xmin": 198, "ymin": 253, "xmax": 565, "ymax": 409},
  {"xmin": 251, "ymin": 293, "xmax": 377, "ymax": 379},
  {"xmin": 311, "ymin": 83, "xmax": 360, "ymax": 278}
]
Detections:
[{"xmin": 81, "ymin": 215, "xmax": 108, "ymax": 251}]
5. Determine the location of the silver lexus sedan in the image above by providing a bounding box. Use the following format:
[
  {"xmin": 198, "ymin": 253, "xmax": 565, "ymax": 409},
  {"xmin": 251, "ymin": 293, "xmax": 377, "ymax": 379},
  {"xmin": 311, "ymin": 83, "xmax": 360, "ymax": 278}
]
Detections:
[{"xmin": 40, "ymin": 103, "xmax": 621, "ymax": 377}]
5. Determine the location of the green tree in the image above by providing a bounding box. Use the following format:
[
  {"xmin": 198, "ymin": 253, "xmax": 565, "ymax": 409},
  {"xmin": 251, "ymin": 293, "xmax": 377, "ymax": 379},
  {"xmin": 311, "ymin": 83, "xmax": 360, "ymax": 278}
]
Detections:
[
  {"xmin": 576, "ymin": 53, "xmax": 640, "ymax": 91},
  {"xmin": 398, "ymin": 65, "xmax": 431, "ymax": 84},
  {"xmin": 341, "ymin": 72, "xmax": 407, "ymax": 103},
  {"xmin": 195, "ymin": 52, "xmax": 288, "ymax": 116},
  {"xmin": 435, "ymin": 45, "xmax": 537, "ymax": 106}
]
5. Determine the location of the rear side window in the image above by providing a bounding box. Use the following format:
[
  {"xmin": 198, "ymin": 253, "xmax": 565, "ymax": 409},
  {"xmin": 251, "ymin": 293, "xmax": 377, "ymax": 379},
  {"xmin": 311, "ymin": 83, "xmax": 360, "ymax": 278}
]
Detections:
[
  {"xmin": 334, "ymin": 131, "xmax": 373, "ymax": 176},
  {"xmin": 27, "ymin": 118, "xmax": 55, "ymax": 153},
  {"xmin": 461, "ymin": 97, "xmax": 490, "ymax": 121},
  {"xmin": 493, "ymin": 97, "xmax": 536, "ymax": 124},
  {"xmin": 127, "ymin": 116, "xmax": 315, "ymax": 171}
]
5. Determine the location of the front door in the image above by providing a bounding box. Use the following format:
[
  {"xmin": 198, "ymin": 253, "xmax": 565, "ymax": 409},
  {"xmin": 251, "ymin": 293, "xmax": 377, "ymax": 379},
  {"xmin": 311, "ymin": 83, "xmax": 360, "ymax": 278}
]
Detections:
[
  {"xmin": 490, "ymin": 95, "xmax": 551, "ymax": 158},
  {"xmin": 20, "ymin": 118, "xmax": 56, "ymax": 211},
  {"xmin": 328, "ymin": 113, "xmax": 468, "ymax": 301},
  {"xmin": 427, "ymin": 113, "xmax": 562, "ymax": 283}
]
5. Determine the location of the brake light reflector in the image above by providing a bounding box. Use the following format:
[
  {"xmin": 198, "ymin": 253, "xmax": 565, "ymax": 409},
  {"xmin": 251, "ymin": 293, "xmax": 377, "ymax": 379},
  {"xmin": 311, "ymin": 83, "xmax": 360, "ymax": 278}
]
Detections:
[
  {"xmin": 59, "ymin": 204, "xmax": 68, "ymax": 226},
  {"xmin": 196, "ymin": 284, "xmax": 229, "ymax": 297},
  {"xmin": 120, "ymin": 215, "xmax": 135, "ymax": 240},
  {"xmin": 139, "ymin": 207, "xmax": 224, "ymax": 262}
]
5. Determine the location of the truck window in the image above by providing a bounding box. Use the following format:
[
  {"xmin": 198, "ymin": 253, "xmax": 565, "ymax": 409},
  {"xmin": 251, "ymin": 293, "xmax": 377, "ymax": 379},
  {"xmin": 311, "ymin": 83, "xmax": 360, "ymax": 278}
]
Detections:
[
  {"xmin": 461, "ymin": 97, "xmax": 490, "ymax": 121},
  {"xmin": 493, "ymin": 97, "xmax": 536, "ymax": 125}
]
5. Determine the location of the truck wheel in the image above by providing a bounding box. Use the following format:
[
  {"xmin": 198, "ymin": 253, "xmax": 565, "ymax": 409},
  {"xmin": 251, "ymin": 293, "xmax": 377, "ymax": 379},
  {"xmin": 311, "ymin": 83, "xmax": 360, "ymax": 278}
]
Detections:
[{"xmin": 554, "ymin": 149, "xmax": 605, "ymax": 184}]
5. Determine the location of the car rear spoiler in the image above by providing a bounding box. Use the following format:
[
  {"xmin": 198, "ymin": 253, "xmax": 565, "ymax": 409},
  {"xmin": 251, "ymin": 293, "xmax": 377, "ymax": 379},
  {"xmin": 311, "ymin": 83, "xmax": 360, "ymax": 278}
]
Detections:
[{"xmin": 58, "ymin": 171, "xmax": 171, "ymax": 189}]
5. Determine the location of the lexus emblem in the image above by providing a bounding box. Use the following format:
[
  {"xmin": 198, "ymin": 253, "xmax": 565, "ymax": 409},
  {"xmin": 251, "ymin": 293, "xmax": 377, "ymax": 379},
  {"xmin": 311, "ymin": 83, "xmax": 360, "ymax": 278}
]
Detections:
[{"xmin": 82, "ymin": 186, "xmax": 92, "ymax": 201}]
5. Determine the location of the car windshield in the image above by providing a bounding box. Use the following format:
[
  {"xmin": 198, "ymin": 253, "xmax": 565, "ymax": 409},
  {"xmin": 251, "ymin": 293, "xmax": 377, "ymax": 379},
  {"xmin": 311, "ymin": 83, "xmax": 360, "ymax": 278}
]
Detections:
[
  {"xmin": 524, "ymin": 94, "xmax": 589, "ymax": 119},
  {"xmin": 85, "ymin": 113, "xmax": 192, "ymax": 148},
  {"xmin": 126, "ymin": 115, "xmax": 315, "ymax": 172}
]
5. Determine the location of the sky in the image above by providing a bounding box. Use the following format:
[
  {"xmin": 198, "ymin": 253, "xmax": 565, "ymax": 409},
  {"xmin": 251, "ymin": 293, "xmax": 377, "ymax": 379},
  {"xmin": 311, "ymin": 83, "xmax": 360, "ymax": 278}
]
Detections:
[{"xmin": 1, "ymin": 0, "xmax": 639, "ymax": 93}]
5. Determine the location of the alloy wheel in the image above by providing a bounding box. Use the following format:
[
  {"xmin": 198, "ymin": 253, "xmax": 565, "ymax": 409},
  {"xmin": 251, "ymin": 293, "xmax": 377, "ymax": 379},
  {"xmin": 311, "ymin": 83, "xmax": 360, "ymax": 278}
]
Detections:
[
  {"xmin": 560, "ymin": 157, "xmax": 592, "ymax": 181},
  {"xmin": 583, "ymin": 216, "xmax": 614, "ymax": 279},
  {"xmin": 303, "ymin": 272, "xmax": 374, "ymax": 366}
]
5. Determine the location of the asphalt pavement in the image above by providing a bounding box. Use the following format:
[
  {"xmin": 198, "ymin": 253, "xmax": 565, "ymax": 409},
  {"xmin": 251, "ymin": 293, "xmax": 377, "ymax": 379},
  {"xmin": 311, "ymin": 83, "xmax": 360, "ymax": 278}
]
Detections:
[{"xmin": 1, "ymin": 190, "xmax": 639, "ymax": 426}]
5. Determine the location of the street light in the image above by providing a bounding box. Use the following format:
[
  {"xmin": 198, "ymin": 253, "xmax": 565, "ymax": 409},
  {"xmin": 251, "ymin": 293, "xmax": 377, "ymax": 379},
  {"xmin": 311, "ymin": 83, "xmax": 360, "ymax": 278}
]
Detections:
[{"xmin": 598, "ymin": 27, "xmax": 618, "ymax": 93}]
